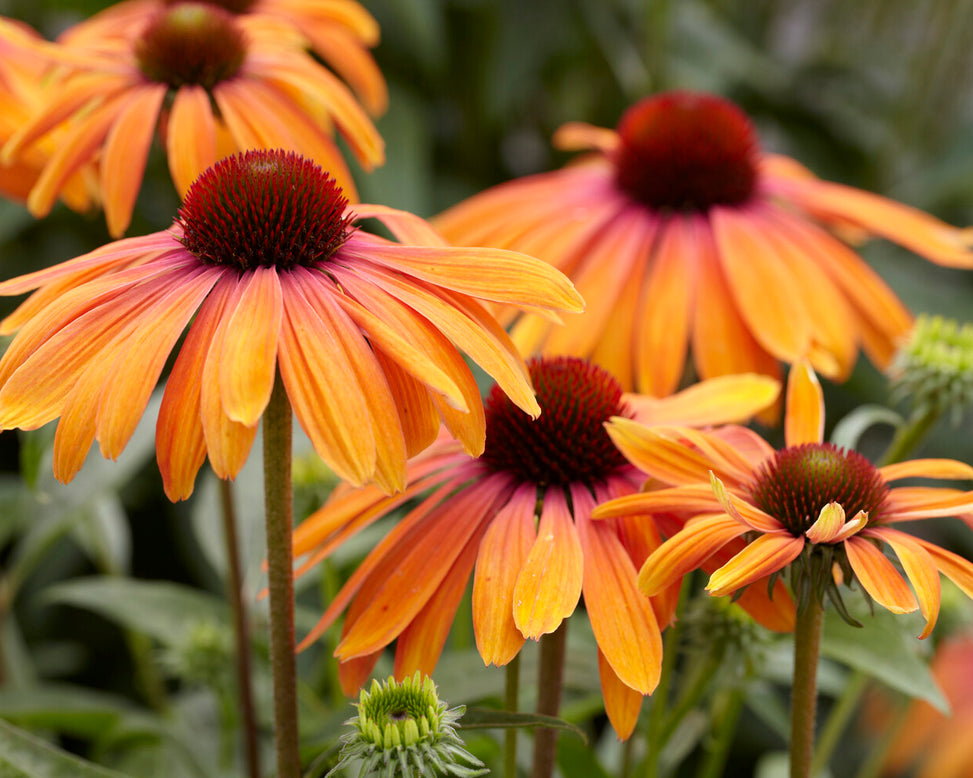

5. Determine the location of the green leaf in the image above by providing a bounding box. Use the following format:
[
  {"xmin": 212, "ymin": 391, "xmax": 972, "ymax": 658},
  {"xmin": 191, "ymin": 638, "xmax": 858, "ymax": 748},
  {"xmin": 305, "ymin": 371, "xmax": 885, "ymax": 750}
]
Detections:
[
  {"xmin": 43, "ymin": 578, "xmax": 229, "ymax": 646},
  {"xmin": 0, "ymin": 685, "xmax": 136, "ymax": 739},
  {"xmin": 820, "ymin": 609, "xmax": 947, "ymax": 712},
  {"xmin": 461, "ymin": 707, "xmax": 587, "ymax": 744},
  {"xmin": 829, "ymin": 405, "xmax": 902, "ymax": 450},
  {"xmin": 0, "ymin": 718, "xmax": 135, "ymax": 778}
]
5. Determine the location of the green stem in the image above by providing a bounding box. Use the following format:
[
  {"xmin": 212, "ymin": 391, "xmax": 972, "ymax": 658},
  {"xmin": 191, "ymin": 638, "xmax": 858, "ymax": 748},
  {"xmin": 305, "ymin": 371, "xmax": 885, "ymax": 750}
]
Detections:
[
  {"xmin": 810, "ymin": 670, "xmax": 867, "ymax": 777},
  {"xmin": 696, "ymin": 686, "xmax": 745, "ymax": 778},
  {"xmin": 504, "ymin": 653, "xmax": 521, "ymax": 778},
  {"xmin": 790, "ymin": 598, "xmax": 824, "ymax": 778},
  {"xmin": 531, "ymin": 622, "xmax": 568, "ymax": 778},
  {"xmin": 219, "ymin": 479, "xmax": 261, "ymax": 778},
  {"xmin": 878, "ymin": 407, "xmax": 939, "ymax": 466},
  {"xmin": 263, "ymin": 376, "xmax": 301, "ymax": 778}
]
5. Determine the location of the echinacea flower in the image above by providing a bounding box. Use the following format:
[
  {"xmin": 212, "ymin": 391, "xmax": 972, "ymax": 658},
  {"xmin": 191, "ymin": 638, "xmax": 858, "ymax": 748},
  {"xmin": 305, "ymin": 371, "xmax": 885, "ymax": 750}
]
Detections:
[
  {"xmin": 596, "ymin": 362, "xmax": 973, "ymax": 638},
  {"xmin": 55, "ymin": 0, "xmax": 388, "ymax": 116},
  {"xmin": 292, "ymin": 356, "xmax": 781, "ymax": 739},
  {"xmin": 435, "ymin": 91, "xmax": 973, "ymax": 396},
  {"xmin": 0, "ymin": 149, "xmax": 583, "ymax": 501},
  {"xmin": 0, "ymin": 20, "xmax": 94, "ymax": 209},
  {"xmin": 1, "ymin": 1, "xmax": 384, "ymax": 237}
]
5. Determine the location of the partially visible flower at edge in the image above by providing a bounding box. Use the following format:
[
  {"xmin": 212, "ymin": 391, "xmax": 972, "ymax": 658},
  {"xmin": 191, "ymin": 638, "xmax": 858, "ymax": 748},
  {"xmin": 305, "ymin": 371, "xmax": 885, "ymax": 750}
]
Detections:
[
  {"xmin": 0, "ymin": 149, "xmax": 583, "ymax": 501},
  {"xmin": 595, "ymin": 362, "xmax": 973, "ymax": 638},
  {"xmin": 291, "ymin": 356, "xmax": 786, "ymax": 739},
  {"xmin": 1, "ymin": 1, "xmax": 384, "ymax": 237},
  {"xmin": 434, "ymin": 91, "xmax": 973, "ymax": 400}
]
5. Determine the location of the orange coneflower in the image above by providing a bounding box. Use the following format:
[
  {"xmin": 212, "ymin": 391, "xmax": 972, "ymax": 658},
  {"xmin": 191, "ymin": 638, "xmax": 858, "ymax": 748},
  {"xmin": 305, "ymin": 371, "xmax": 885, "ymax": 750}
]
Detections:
[
  {"xmin": 0, "ymin": 20, "xmax": 94, "ymax": 209},
  {"xmin": 0, "ymin": 149, "xmax": 583, "ymax": 501},
  {"xmin": 1, "ymin": 1, "xmax": 384, "ymax": 237},
  {"xmin": 292, "ymin": 356, "xmax": 783, "ymax": 739},
  {"xmin": 596, "ymin": 363, "xmax": 973, "ymax": 638},
  {"xmin": 55, "ymin": 0, "xmax": 387, "ymax": 116},
  {"xmin": 435, "ymin": 91, "xmax": 973, "ymax": 396}
]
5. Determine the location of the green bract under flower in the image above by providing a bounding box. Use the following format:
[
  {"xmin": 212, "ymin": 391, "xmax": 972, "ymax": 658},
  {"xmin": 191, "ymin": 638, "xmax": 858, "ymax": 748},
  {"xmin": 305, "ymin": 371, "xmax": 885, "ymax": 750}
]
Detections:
[{"xmin": 327, "ymin": 673, "xmax": 487, "ymax": 778}]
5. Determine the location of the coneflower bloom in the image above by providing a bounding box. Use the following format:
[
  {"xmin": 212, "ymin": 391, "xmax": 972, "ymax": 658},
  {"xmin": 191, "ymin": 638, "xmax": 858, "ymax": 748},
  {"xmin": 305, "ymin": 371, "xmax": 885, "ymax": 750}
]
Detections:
[
  {"xmin": 0, "ymin": 20, "xmax": 94, "ymax": 209},
  {"xmin": 1, "ymin": 1, "xmax": 384, "ymax": 237},
  {"xmin": 0, "ymin": 149, "xmax": 583, "ymax": 501},
  {"xmin": 55, "ymin": 0, "xmax": 387, "ymax": 116},
  {"xmin": 596, "ymin": 363, "xmax": 973, "ymax": 638},
  {"xmin": 435, "ymin": 91, "xmax": 973, "ymax": 396},
  {"xmin": 292, "ymin": 356, "xmax": 782, "ymax": 739}
]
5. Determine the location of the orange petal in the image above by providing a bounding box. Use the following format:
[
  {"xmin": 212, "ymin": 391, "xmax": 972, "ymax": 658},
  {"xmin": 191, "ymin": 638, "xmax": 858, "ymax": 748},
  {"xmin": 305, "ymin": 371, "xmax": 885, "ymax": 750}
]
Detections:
[
  {"xmin": 394, "ymin": 521, "xmax": 485, "ymax": 679},
  {"xmin": 304, "ymin": 25, "xmax": 387, "ymax": 115},
  {"xmin": 706, "ymin": 533, "xmax": 804, "ymax": 597},
  {"xmin": 277, "ymin": 275, "xmax": 375, "ymax": 487},
  {"xmin": 575, "ymin": 489, "xmax": 661, "ymax": 694},
  {"xmin": 372, "ymin": 351, "xmax": 441, "ymax": 459},
  {"xmin": 592, "ymin": 483, "xmax": 721, "ymax": 520},
  {"xmin": 638, "ymin": 514, "xmax": 744, "ymax": 596},
  {"xmin": 734, "ymin": 577, "xmax": 796, "ymax": 632},
  {"xmin": 627, "ymin": 373, "xmax": 780, "ymax": 427},
  {"xmin": 338, "ymin": 653, "xmax": 381, "ymax": 697},
  {"xmin": 100, "ymin": 83, "xmax": 166, "ymax": 238},
  {"xmin": 218, "ymin": 266, "xmax": 282, "ymax": 426},
  {"xmin": 844, "ymin": 536, "xmax": 918, "ymax": 615},
  {"xmin": 512, "ymin": 489, "xmax": 583, "ymax": 639},
  {"xmin": 710, "ymin": 205, "xmax": 812, "ymax": 363},
  {"xmin": 598, "ymin": 649, "xmax": 643, "ymax": 741},
  {"xmin": 785, "ymin": 361, "xmax": 824, "ymax": 447},
  {"xmin": 884, "ymin": 487, "xmax": 973, "ymax": 521},
  {"xmin": 157, "ymin": 273, "xmax": 233, "ymax": 500},
  {"xmin": 709, "ymin": 473, "xmax": 785, "ymax": 533},
  {"xmin": 634, "ymin": 214, "xmax": 696, "ymax": 396},
  {"xmin": 351, "ymin": 204, "xmax": 447, "ymax": 246},
  {"xmin": 606, "ymin": 420, "xmax": 734, "ymax": 487},
  {"xmin": 912, "ymin": 539, "xmax": 973, "ymax": 601},
  {"xmin": 552, "ymin": 122, "xmax": 620, "ymax": 153},
  {"xmin": 472, "ymin": 484, "xmax": 536, "ymax": 666},
  {"xmin": 880, "ymin": 459, "xmax": 973, "ymax": 483},
  {"xmin": 872, "ymin": 528, "xmax": 941, "ymax": 639},
  {"xmin": 166, "ymin": 84, "xmax": 217, "ymax": 196}
]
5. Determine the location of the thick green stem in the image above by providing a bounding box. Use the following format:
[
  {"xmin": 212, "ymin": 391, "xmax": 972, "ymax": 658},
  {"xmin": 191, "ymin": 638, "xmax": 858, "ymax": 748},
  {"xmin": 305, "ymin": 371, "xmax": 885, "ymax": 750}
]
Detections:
[
  {"xmin": 219, "ymin": 479, "xmax": 261, "ymax": 778},
  {"xmin": 263, "ymin": 376, "xmax": 301, "ymax": 778},
  {"xmin": 696, "ymin": 687, "xmax": 745, "ymax": 778},
  {"xmin": 532, "ymin": 623, "xmax": 568, "ymax": 778},
  {"xmin": 504, "ymin": 653, "xmax": 521, "ymax": 778},
  {"xmin": 790, "ymin": 598, "xmax": 824, "ymax": 778},
  {"xmin": 879, "ymin": 407, "xmax": 939, "ymax": 466},
  {"xmin": 642, "ymin": 581, "xmax": 686, "ymax": 778},
  {"xmin": 810, "ymin": 670, "xmax": 867, "ymax": 777}
]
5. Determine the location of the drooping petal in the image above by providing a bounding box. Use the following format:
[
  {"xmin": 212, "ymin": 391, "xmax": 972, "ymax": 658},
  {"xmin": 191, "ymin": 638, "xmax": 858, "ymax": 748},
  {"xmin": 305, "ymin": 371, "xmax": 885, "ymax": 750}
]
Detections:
[
  {"xmin": 872, "ymin": 528, "xmax": 941, "ymax": 639},
  {"xmin": 512, "ymin": 489, "xmax": 583, "ymax": 639},
  {"xmin": 598, "ymin": 649, "xmax": 643, "ymax": 741},
  {"xmin": 844, "ymin": 536, "xmax": 918, "ymax": 615},
  {"xmin": 638, "ymin": 514, "xmax": 745, "ymax": 596},
  {"xmin": 706, "ymin": 532, "xmax": 804, "ymax": 597},
  {"xmin": 884, "ymin": 487, "xmax": 973, "ymax": 521},
  {"xmin": 393, "ymin": 521, "xmax": 486, "ymax": 679},
  {"xmin": 592, "ymin": 483, "xmax": 722, "ymax": 520},
  {"xmin": 166, "ymin": 84, "xmax": 217, "ymax": 197},
  {"xmin": 472, "ymin": 485, "xmax": 536, "ymax": 666},
  {"xmin": 218, "ymin": 266, "xmax": 283, "ymax": 426},
  {"xmin": 575, "ymin": 488, "xmax": 661, "ymax": 694},
  {"xmin": 880, "ymin": 459, "xmax": 973, "ymax": 483},
  {"xmin": 709, "ymin": 473, "xmax": 786, "ymax": 533},
  {"xmin": 784, "ymin": 361, "xmax": 824, "ymax": 447},
  {"xmin": 911, "ymin": 538, "xmax": 973, "ymax": 602}
]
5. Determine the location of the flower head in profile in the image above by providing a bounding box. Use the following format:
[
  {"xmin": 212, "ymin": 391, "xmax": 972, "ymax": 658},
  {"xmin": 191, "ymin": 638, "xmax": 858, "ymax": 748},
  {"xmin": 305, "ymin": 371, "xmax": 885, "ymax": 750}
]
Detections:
[
  {"xmin": 1, "ymin": 1, "xmax": 384, "ymax": 236},
  {"xmin": 596, "ymin": 363, "xmax": 973, "ymax": 637},
  {"xmin": 292, "ymin": 356, "xmax": 781, "ymax": 739},
  {"xmin": 435, "ymin": 91, "xmax": 973, "ymax": 397},
  {"xmin": 0, "ymin": 149, "xmax": 583, "ymax": 501}
]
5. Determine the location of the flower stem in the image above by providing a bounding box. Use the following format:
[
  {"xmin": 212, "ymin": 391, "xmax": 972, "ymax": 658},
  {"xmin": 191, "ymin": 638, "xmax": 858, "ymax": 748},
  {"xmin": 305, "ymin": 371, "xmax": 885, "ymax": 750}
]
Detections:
[
  {"xmin": 219, "ymin": 479, "xmax": 261, "ymax": 778},
  {"xmin": 810, "ymin": 670, "xmax": 867, "ymax": 777},
  {"xmin": 696, "ymin": 686, "xmax": 745, "ymax": 778},
  {"xmin": 878, "ymin": 407, "xmax": 939, "ymax": 466},
  {"xmin": 790, "ymin": 597, "xmax": 824, "ymax": 778},
  {"xmin": 532, "ymin": 622, "xmax": 568, "ymax": 778},
  {"xmin": 504, "ymin": 653, "xmax": 521, "ymax": 778},
  {"xmin": 263, "ymin": 375, "xmax": 301, "ymax": 778}
]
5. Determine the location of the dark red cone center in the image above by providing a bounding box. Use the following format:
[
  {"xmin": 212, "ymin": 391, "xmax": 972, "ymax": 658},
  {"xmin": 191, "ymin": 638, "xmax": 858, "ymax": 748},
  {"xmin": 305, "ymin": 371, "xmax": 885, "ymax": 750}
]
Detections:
[
  {"xmin": 176, "ymin": 149, "xmax": 353, "ymax": 271},
  {"xmin": 749, "ymin": 443, "xmax": 888, "ymax": 537},
  {"xmin": 136, "ymin": 2, "xmax": 247, "ymax": 90},
  {"xmin": 613, "ymin": 91, "xmax": 759, "ymax": 212},
  {"xmin": 480, "ymin": 357, "xmax": 632, "ymax": 487}
]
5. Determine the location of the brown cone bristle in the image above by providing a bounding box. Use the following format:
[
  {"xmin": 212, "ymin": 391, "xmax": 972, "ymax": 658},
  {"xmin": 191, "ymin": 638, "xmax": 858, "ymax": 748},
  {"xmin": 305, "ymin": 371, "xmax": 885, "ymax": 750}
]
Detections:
[
  {"xmin": 135, "ymin": 2, "xmax": 246, "ymax": 90},
  {"xmin": 749, "ymin": 443, "xmax": 889, "ymax": 537},
  {"xmin": 479, "ymin": 356, "xmax": 632, "ymax": 487},
  {"xmin": 176, "ymin": 149, "xmax": 354, "ymax": 271},
  {"xmin": 614, "ymin": 91, "xmax": 759, "ymax": 211}
]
